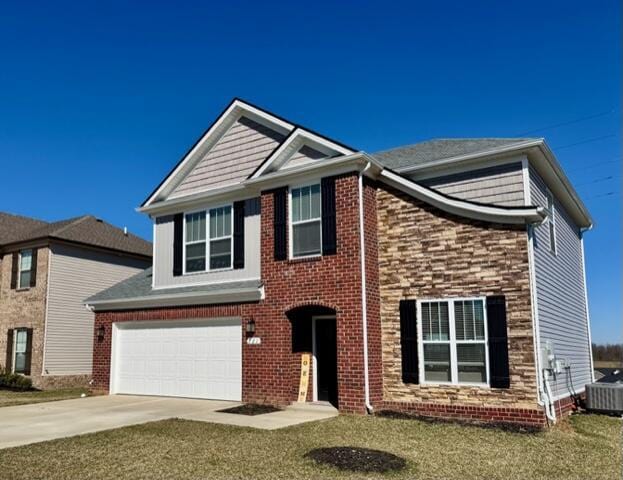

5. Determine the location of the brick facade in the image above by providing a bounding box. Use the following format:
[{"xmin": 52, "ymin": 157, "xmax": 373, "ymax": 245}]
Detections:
[
  {"xmin": 376, "ymin": 184, "xmax": 540, "ymax": 416},
  {"xmin": 0, "ymin": 247, "xmax": 48, "ymax": 388},
  {"xmin": 93, "ymin": 173, "xmax": 374, "ymax": 413}
]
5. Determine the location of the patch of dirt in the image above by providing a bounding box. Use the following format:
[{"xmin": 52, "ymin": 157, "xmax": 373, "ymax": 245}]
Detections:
[
  {"xmin": 305, "ymin": 446, "xmax": 406, "ymax": 473},
  {"xmin": 376, "ymin": 410, "xmax": 543, "ymax": 434},
  {"xmin": 217, "ymin": 404, "xmax": 281, "ymax": 416}
]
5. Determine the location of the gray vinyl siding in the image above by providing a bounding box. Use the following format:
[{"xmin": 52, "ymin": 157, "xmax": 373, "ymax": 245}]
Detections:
[
  {"xmin": 530, "ymin": 166, "xmax": 592, "ymax": 398},
  {"xmin": 282, "ymin": 145, "xmax": 328, "ymax": 170},
  {"xmin": 153, "ymin": 197, "xmax": 261, "ymax": 288},
  {"xmin": 44, "ymin": 244, "xmax": 149, "ymax": 375},
  {"xmin": 417, "ymin": 161, "xmax": 525, "ymax": 206},
  {"xmin": 170, "ymin": 116, "xmax": 285, "ymax": 198}
]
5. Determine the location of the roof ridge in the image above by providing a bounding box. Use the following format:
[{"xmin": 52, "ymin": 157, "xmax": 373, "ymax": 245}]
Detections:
[
  {"xmin": 0, "ymin": 211, "xmax": 49, "ymax": 225},
  {"xmin": 48, "ymin": 215, "xmax": 92, "ymax": 237}
]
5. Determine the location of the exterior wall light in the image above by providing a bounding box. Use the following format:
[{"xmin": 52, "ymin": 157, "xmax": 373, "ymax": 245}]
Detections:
[
  {"xmin": 97, "ymin": 325, "xmax": 106, "ymax": 341},
  {"xmin": 246, "ymin": 319, "xmax": 256, "ymax": 336}
]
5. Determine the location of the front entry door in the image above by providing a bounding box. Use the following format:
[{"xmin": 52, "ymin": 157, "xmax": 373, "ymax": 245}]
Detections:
[{"xmin": 314, "ymin": 317, "xmax": 338, "ymax": 407}]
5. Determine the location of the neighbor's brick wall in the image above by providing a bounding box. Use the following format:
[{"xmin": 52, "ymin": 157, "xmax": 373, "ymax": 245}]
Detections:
[
  {"xmin": 93, "ymin": 173, "xmax": 373, "ymax": 413},
  {"xmin": 0, "ymin": 247, "xmax": 48, "ymax": 387},
  {"xmin": 377, "ymin": 184, "xmax": 539, "ymax": 411}
]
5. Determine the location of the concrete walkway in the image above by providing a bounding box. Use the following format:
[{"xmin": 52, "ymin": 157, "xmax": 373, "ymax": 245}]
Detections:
[{"xmin": 0, "ymin": 395, "xmax": 338, "ymax": 449}]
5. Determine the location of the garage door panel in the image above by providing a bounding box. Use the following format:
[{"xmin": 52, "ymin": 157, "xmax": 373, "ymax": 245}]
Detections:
[{"xmin": 112, "ymin": 319, "xmax": 242, "ymax": 401}]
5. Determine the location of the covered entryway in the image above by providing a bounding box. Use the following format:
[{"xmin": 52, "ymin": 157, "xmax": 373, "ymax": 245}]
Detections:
[
  {"xmin": 288, "ymin": 305, "xmax": 338, "ymax": 408},
  {"xmin": 111, "ymin": 318, "xmax": 242, "ymax": 401}
]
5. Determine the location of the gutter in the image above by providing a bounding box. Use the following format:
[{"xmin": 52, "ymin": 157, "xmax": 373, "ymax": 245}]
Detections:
[{"xmin": 86, "ymin": 285, "xmax": 264, "ymax": 312}]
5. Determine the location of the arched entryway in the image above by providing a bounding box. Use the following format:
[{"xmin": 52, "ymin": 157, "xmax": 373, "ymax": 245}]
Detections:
[{"xmin": 286, "ymin": 305, "xmax": 338, "ymax": 407}]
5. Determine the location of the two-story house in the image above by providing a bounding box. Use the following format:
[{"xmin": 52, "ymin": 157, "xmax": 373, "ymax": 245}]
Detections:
[
  {"xmin": 87, "ymin": 99, "xmax": 593, "ymax": 426},
  {"xmin": 0, "ymin": 213, "xmax": 151, "ymax": 388}
]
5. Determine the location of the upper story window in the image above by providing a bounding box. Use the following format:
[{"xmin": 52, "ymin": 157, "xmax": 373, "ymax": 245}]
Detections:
[
  {"xmin": 18, "ymin": 249, "xmax": 33, "ymax": 289},
  {"xmin": 184, "ymin": 205, "xmax": 232, "ymax": 274},
  {"xmin": 419, "ymin": 298, "xmax": 489, "ymax": 386},
  {"xmin": 290, "ymin": 183, "xmax": 321, "ymax": 258},
  {"xmin": 545, "ymin": 189, "xmax": 557, "ymax": 255}
]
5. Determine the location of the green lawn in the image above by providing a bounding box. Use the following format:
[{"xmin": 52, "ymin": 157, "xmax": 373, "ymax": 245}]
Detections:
[
  {"xmin": 0, "ymin": 388, "xmax": 89, "ymax": 408},
  {"xmin": 0, "ymin": 413, "xmax": 620, "ymax": 480}
]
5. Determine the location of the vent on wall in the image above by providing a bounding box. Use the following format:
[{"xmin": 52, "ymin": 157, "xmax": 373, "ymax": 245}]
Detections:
[{"xmin": 585, "ymin": 383, "xmax": 623, "ymax": 414}]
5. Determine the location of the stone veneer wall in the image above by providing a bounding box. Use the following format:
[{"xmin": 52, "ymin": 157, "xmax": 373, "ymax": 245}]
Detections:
[
  {"xmin": 0, "ymin": 247, "xmax": 48, "ymax": 387},
  {"xmin": 376, "ymin": 184, "xmax": 540, "ymax": 416}
]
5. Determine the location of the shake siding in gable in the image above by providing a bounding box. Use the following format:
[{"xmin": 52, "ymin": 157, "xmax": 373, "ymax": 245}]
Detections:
[
  {"xmin": 418, "ymin": 161, "xmax": 525, "ymax": 206},
  {"xmin": 153, "ymin": 198, "xmax": 261, "ymax": 288},
  {"xmin": 529, "ymin": 166, "xmax": 592, "ymax": 398},
  {"xmin": 169, "ymin": 116, "xmax": 286, "ymax": 199},
  {"xmin": 44, "ymin": 244, "xmax": 148, "ymax": 375}
]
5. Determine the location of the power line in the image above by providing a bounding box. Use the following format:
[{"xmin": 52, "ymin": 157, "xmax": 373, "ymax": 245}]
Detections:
[
  {"xmin": 552, "ymin": 134, "xmax": 618, "ymax": 151},
  {"xmin": 576, "ymin": 175, "xmax": 618, "ymax": 187},
  {"xmin": 515, "ymin": 109, "xmax": 617, "ymax": 136},
  {"xmin": 567, "ymin": 159, "xmax": 621, "ymax": 173},
  {"xmin": 585, "ymin": 191, "xmax": 620, "ymax": 200}
]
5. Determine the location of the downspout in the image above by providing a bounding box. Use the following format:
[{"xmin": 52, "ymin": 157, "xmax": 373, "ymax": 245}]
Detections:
[
  {"xmin": 580, "ymin": 226, "xmax": 594, "ymax": 383},
  {"xmin": 358, "ymin": 163, "xmax": 373, "ymax": 414}
]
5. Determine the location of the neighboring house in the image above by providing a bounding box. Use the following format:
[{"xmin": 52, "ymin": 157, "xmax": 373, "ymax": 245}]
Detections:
[
  {"xmin": 86, "ymin": 99, "xmax": 593, "ymax": 426},
  {"xmin": 0, "ymin": 213, "xmax": 151, "ymax": 388}
]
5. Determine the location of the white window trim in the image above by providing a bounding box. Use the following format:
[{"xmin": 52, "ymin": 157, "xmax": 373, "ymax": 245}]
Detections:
[
  {"xmin": 288, "ymin": 181, "xmax": 322, "ymax": 260},
  {"xmin": 182, "ymin": 204, "xmax": 234, "ymax": 275},
  {"xmin": 416, "ymin": 297, "xmax": 490, "ymax": 388},
  {"xmin": 17, "ymin": 249, "xmax": 33, "ymax": 290},
  {"xmin": 545, "ymin": 189, "xmax": 557, "ymax": 256},
  {"xmin": 12, "ymin": 327, "xmax": 28, "ymax": 374}
]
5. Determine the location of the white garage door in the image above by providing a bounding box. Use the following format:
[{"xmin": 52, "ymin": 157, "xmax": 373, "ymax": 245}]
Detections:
[{"xmin": 111, "ymin": 318, "xmax": 242, "ymax": 401}]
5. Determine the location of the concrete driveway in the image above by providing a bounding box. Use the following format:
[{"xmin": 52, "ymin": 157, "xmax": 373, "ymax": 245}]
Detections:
[{"xmin": 0, "ymin": 395, "xmax": 338, "ymax": 449}]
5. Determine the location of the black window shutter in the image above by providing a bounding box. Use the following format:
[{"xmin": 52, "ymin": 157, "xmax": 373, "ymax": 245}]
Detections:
[
  {"xmin": 399, "ymin": 299, "xmax": 419, "ymax": 384},
  {"xmin": 487, "ymin": 295, "xmax": 511, "ymax": 388},
  {"xmin": 29, "ymin": 248, "xmax": 37, "ymax": 288},
  {"xmin": 273, "ymin": 187, "xmax": 287, "ymax": 261},
  {"xmin": 321, "ymin": 176, "xmax": 337, "ymax": 255},
  {"xmin": 233, "ymin": 201, "xmax": 245, "ymax": 269},
  {"xmin": 5, "ymin": 329, "xmax": 13, "ymax": 373},
  {"xmin": 10, "ymin": 253, "xmax": 18, "ymax": 289},
  {"xmin": 173, "ymin": 213, "xmax": 184, "ymax": 276},
  {"xmin": 23, "ymin": 328, "xmax": 33, "ymax": 376}
]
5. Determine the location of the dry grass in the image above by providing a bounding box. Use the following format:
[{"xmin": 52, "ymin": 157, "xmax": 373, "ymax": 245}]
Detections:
[
  {"xmin": 0, "ymin": 413, "xmax": 620, "ymax": 480},
  {"xmin": 0, "ymin": 388, "xmax": 89, "ymax": 408},
  {"xmin": 594, "ymin": 360, "xmax": 623, "ymax": 368}
]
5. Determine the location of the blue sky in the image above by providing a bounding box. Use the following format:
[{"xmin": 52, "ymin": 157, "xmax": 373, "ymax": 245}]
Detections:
[{"xmin": 0, "ymin": 1, "xmax": 620, "ymax": 343}]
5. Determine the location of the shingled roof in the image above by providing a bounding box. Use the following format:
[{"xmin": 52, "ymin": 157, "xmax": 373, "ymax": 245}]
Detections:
[
  {"xmin": 372, "ymin": 138, "xmax": 539, "ymax": 170},
  {"xmin": 0, "ymin": 212, "xmax": 152, "ymax": 257}
]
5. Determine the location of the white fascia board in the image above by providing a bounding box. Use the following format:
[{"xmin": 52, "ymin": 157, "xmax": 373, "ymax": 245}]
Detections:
[
  {"xmin": 86, "ymin": 286, "xmax": 263, "ymax": 311},
  {"xmin": 250, "ymin": 129, "xmax": 355, "ymax": 179},
  {"xmin": 142, "ymin": 99, "xmax": 295, "ymax": 208},
  {"xmin": 380, "ymin": 169, "xmax": 546, "ymax": 225},
  {"xmin": 139, "ymin": 153, "xmax": 381, "ymax": 216}
]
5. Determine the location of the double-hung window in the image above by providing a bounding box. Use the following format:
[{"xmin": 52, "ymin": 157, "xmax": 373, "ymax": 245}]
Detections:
[
  {"xmin": 545, "ymin": 190, "xmax": 556, "ymax": 254},
  {"xmin": 184, "ymin": 206, "xmax": 233, "ymax": 273},
  {"xmin": 13, "ymin": 328, "xmax": 28, "ymax": 374},
  {"xmin": 419, "ymin": 298, "xmax": 489, "ymax": 386},
  {"xmin": 290, "ymin": 183, "xmax": 321, "ymax": 258},
  {"xmin": 208, "ymin": 206, "xmax": 232, "ymax": 269},
  {"xmin": 18, "ymin": 249, "xmax": 33, "ymax": 289}
]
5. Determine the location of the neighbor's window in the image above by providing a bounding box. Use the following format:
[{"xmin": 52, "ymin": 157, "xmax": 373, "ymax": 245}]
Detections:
[
  {"xmin": 184, "ymin": 206, "xmax": 233, "ymax": 273},
  {"xmin": 290, "ymin": 183, "xmax": 321, "ymax": 258},
  {"xmin": 13, "ymin": 328, "xmax": 28, "ymax": 374},
  {"xmin": 208, "ymin": 206, "xmax": 232, "ymax": 270},
  {"xmin": 546, "ymin": 190, "xmax": 556, "ymax": 254},
  {"xmin": 185, "ymin": 211, "xmax": 206, "ymax": 272},
  {"xmin": 18, "ymin": 249, "xmax": 33, "ymax": 289},
  {"xmin": 420, "ymin": 298, "xmax": 488, "ymax": 385}
]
